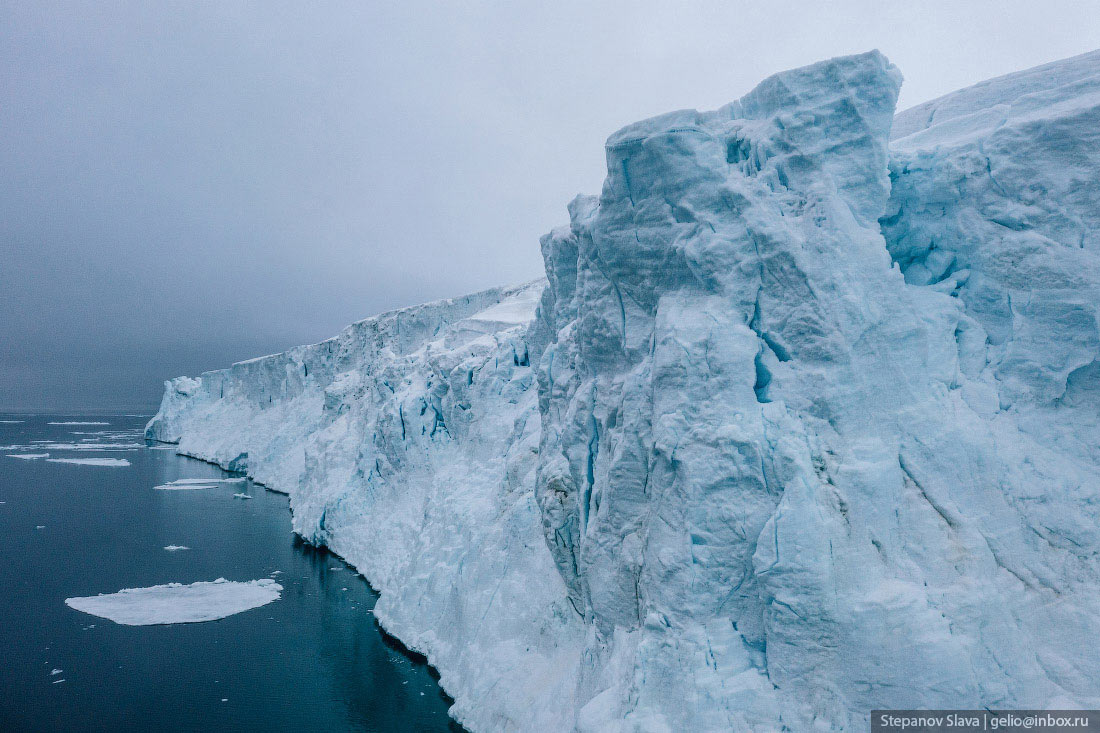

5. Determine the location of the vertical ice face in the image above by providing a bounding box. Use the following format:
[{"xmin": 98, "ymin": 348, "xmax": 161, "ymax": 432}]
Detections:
[
  {"xmin": 885, "ymin": 49, "xmax": 1100, "ymax": 448},
  {"xmin": 147, "ymin": 283, "xmax": 589, "ymax": 733},
  {"xmin": 148, "ymin": 50, "xmax": 1100, "ymax": 733},
  {"xmin": 537, "ymin": 50, "xmax": 902, "ymax": 627},
  {"xmin": 536, "ymin": 50, "xmax": 1100, "ymax": 730}
]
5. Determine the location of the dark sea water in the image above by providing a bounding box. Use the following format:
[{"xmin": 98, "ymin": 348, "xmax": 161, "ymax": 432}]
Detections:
[{"xmin": 0, "ymin": 415, "xmax": 458, "ymax": 732}]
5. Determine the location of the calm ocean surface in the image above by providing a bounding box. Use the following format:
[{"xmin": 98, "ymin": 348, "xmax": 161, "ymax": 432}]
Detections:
[{"xmin": 0, "ymin": 414, "xmax": 458, "ymax": 732}]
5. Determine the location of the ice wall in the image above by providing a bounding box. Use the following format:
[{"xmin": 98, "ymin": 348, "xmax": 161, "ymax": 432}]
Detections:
[
  {"xmin": 535, "ymin": 48, "xmax": 1100, "ymax": 730},
  {"xmin": 885, "ymin": 48, "xmax": 1100, "ymax": 455},
  {"xmin": 149, "ymin": 50, "xmax": 1100, "ymax": 731},
  {"xmin": 149, "ymin": 282, "xmax": 587, "ymax": 732}
]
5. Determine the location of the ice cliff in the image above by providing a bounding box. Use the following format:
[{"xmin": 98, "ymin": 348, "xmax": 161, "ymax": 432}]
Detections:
[{"xmin": 148, "ymin": 49, "xmax": 1100, "ymax": 731}]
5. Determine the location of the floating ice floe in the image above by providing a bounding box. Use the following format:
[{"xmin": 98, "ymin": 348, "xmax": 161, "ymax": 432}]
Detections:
[
  {"xmin": 232, "ymin": 493, "xmax": 252, "ymax": 500},
  {"xmin": 153, "ymin": 477, "xmax": 244, "ymax": 491},
  {"xmin": 5, "ymin": 442, "xmax": 141, "ymax": 452},
  {"xmin": 6, "ymin": 453, "xmax": 48, "ymax": 460},
  {"xmin": 65, "ymin": 578, "xmax": 283, "ymax": 625},
  {"xmin": 47, "ymin": 458, "xmax": 130, "ymax": 467},
  {"xmin": 163, "ymin": 545, "xmax": 190, "ymax": 551},
  {"xmin": 154, "ymin": 483, "xmax": 218, "ymax": 490},
  {"xmin": 0, "ymin": 420, "xmax": 24, "ymax": 424}
]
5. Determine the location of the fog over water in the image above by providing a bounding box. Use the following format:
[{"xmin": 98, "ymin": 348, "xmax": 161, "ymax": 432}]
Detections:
[{"xmin": 3, "ymin": 1, "xmax": 1097, "ymax": 410}]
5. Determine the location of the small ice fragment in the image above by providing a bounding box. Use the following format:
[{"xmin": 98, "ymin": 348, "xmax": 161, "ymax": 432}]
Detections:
[
  {"xmin": 7, "ymin": 453, "xmax": 48, "ymax": 460},
  {"xmin": 51, "ymin": 669, "xmax": 62, "ymax": 675},
  {"xmin": 52, "ymin": 679, "xmax": 65, "ymax": 684},
  {"xmin": 163, "ymin": 545, "xmax": 190, "ymax": 551},
  {"xmin": 0, "ymin": 420, "xmax": 24, "ymax": 423},
  {"xmin": 65, "ymin": 578, "xmax": 283, "ymax": 625},
  {"xmin": 47, "ymin": 422, "xmax": 109, "ymax": 426},
  {"xmin": 36, "ymin": 525, "xmax": 45, "ymax": 530},
  {"xmin": 68, "ymin": 454, "xmax": 133, "ymax": 463},
  {"xmin": 232, "ymin": 493, "xmax": 252, "ymax": 500}
]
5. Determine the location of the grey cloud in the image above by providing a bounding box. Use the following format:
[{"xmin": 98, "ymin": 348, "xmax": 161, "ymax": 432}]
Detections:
[{"xmin": 2, "ymin": 0, "xmax": 1097, "ymax": 410}]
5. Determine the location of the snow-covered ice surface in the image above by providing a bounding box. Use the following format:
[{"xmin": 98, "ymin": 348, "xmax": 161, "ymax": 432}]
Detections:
[
  {"xmin": 46, "ymin": 458, "xmax": 130, "ymax": 467},
  {"xmin": 65, "ymin": 578, "xmax": 282, "ymax": 625},
  {"xmin": 147, "ymin": 50, "xmax": 1100, "ymax": 731}
]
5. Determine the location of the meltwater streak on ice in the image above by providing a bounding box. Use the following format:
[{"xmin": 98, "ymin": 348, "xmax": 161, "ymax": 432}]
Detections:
[
  {"xmin": 0, "ymin": 416, "xmax": 457, "ymax": 732},
  {"xmin": 146, "ymin": 50, "xmax": 1100, "ymax": 733}
]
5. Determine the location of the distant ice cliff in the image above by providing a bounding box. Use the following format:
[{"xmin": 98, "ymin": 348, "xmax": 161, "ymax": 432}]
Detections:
[{"xmin": 148, "ymin": 49, "xmax": 1100, "ymax": 731}]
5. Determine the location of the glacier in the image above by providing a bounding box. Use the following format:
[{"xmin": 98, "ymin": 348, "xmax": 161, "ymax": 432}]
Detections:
[{"xmin": 147, "ymin": 49, "xmax": 1100, "ymax": 731}]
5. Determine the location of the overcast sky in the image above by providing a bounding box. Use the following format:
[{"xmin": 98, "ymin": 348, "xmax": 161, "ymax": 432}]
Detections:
[{"xmin": 2, "ymin": 1, "xmax": 1097, "ymax": 411}]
